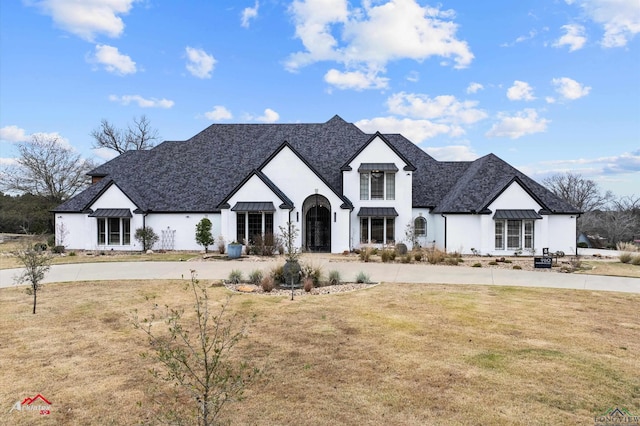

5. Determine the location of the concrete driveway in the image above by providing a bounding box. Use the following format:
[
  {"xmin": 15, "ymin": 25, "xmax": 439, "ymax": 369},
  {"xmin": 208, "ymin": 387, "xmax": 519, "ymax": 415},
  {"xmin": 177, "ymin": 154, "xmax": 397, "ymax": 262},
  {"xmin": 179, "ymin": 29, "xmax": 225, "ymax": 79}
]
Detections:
[{"xmin": 1, "ymin": 256, "xmax": 638, "ymax": 293}]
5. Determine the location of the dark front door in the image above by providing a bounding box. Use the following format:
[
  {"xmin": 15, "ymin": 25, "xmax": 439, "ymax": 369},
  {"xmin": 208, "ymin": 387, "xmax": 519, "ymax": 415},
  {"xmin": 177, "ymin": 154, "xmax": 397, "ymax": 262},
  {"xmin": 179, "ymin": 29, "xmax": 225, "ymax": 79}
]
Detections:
[{"xmin": 305, "ymin": 205, "xmax": 331, "ymax": 252}]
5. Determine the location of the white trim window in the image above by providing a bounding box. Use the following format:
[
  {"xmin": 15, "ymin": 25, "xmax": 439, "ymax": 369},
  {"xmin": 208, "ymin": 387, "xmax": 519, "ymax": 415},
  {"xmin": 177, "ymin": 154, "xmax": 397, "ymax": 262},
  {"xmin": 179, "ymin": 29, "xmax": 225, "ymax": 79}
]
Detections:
[
  {"xmin": 414, "ymin": 216, "xmax": 426, "ymax": 237},
  {"xmin": 97, "ymin": 217, "xmax": 131, "ymax": 246},
  {"xmin": 360, "ymin": 172, "xmax": 395, "ymax": 200},
  {"xmin": 495, "ymin": 220, "xmax": 534, "ymax": 250},
  {"xmin": 236, "ymin": 212, "xmax": 274, "ymax": 244},
  {"xmin": 360, "ymin": 217, "xmax": 395, "ymax": 244}
]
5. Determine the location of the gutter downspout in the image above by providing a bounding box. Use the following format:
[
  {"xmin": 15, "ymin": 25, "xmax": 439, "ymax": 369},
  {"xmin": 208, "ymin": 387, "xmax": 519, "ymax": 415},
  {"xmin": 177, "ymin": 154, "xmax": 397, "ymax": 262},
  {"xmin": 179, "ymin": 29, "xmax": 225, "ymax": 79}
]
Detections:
[
  {"xmin": 575, "ymin": 213, "xmax": 581, "ymax": 257},
  {"xmin": 441, "ymin": 213, "xmax": 447, "ymax": 252}
]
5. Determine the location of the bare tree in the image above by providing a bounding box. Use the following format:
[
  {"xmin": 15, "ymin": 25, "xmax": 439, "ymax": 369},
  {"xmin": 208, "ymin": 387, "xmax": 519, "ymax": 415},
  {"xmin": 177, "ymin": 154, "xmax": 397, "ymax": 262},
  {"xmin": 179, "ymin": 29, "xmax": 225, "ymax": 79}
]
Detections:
[
  {"xmin": 91, "ymin": 115, "xmax": 159, "ymax": 154},
  {"xmin": 542, "ymin": 172, "xmax": 613, "ymax": 212},
  {"xmin": 132, "ymin": 271, "xmax": 261, "ymax": 425},
  {"xmin": 0, "ymin": 134, "xmax": 95, "ymax": 203},
  {"xmin": 13, "ymin": 243, "xmax": 52, "ymax": 314}
]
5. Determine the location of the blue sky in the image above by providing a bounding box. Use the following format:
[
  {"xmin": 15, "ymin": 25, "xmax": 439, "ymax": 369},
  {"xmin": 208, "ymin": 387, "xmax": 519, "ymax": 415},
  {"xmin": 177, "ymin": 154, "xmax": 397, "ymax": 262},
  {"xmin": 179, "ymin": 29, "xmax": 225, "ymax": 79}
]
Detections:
[{"xmin": 1, "ymin": 0, "xmax": 638, "ymax": 198}]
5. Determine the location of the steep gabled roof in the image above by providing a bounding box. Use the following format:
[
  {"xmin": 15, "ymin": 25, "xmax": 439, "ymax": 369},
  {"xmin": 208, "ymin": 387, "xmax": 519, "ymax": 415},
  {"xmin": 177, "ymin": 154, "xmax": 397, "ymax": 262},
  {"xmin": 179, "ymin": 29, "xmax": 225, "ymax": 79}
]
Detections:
[
  {"xmin": 56, "ymin": 116, "xmax": 579, "ymax": 215},
  {"xmin": 433, "ymin": 154, "xmax": 581, "ymax": 214}
]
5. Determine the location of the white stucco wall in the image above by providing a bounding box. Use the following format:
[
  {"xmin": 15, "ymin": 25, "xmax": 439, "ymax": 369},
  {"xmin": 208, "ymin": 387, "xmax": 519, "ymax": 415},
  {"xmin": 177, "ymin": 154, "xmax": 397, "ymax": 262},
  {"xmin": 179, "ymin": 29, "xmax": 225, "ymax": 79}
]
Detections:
[
  {"xmin": 343, "ymin": 136, "xmax": 413, "ymax": 250},
  {"xmin": 145, "ymin": 213, "xmax": 221, "ymax": 251},
  {"xmin": 260, "ymin": 145, "xmax": 351, "ymax": 253}
]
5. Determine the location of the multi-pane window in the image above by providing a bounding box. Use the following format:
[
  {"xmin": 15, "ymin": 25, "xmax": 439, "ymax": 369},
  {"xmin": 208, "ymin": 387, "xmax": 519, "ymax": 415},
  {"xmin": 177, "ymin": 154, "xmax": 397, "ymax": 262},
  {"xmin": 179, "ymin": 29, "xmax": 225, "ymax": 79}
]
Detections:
[
  {"xmin": 97, "ymin": 217, "xmax": 130, "ymax": 246},
  {"xmin": 236, "ymin": 212, "xmax": 273, "ymax": 244},
  {"xmin": 359, "ymin": 172, "xmax": 395, "ymax": 200},
  {"xmin": 360, "ymin": 217, "xmax": 395, "ymax": 244},
  {"xmin": 494, "ymin": 221, "xmax": 504, "ymax": 250},
  {"xmin": 414, "ymin": 217, "xmax": 426, "ymax": 236},
  {"xmin": 495, "ymin": 220, "xmax": 534, "ymax": 250},
  {"xmin": 507, "ymin": 220, "xmax": 521, "ymax": 249},
  {"xmin": 524, "ymin": 221, "xmax": 534, "ymax": 249}
]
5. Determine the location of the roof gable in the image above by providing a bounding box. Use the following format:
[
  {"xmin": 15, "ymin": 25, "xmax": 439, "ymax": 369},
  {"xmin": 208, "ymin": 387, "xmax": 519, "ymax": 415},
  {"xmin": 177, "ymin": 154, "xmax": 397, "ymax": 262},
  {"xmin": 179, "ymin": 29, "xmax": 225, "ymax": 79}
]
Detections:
[{"xmin": 341, "ymin": 132, "xmax": 416, "ymax": 172}]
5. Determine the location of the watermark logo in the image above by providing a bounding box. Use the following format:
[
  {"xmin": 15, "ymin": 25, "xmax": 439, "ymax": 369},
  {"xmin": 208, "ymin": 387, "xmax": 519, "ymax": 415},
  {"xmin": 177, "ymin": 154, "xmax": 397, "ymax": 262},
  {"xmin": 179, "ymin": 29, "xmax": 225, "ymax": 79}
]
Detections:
[
  {"xmin": 595, "ymin": 407, "xmax": 639, "ymax": 425},
  {"xmin": 9, "ymin": 393, "xmax": 51, "ymax": 415}
]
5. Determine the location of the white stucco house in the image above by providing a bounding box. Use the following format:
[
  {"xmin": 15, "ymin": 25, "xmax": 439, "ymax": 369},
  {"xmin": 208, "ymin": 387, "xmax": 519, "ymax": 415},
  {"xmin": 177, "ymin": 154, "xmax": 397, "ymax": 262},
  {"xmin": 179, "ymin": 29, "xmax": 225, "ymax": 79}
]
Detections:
[{"xmin": 53, "ymin": 116, "xmax": 580, "ymax": 255}]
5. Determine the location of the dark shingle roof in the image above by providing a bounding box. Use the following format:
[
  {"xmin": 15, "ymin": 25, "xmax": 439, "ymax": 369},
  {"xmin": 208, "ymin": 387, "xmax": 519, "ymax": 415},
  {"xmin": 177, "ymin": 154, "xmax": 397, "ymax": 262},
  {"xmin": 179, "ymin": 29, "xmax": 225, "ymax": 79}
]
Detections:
[{"xmin": 54, "ymin": 115, "xmax": 579, "ymax": 215}]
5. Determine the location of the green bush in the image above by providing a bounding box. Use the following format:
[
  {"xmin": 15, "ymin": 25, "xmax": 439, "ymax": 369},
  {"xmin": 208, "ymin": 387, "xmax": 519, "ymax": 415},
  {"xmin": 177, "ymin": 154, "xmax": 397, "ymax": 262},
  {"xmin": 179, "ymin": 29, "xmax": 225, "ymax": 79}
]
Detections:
[
  {"xmin": 33, "ymin": 242, "xmax": 47, "ymax": 252},
  {"xmin": 488, "ymin": 261, "xmax": 498, "ymax": 266},
  {"xmin": 328, "ymin": 270, "xmax": 341, "ymax": 286},
  {"xmin": 69, "ymin": 251, "xmax": 77, "ymax": 256},
  {"xmin": 359, "ymin": 246, "xmax": 372, "ymax": 262},
  {"xmin": 52, "ymin": 245, "xmax": 66, "ymax": 254},
  {"xmin": 355, "ymin": 271, "xmax": 371, "ymax": 283},
  {"xmin": 380, "ymin": 250, "xmax": 393, "ymax": 263},
  {"xmin": 631, "ymin": 255, "xmax": 640, "ymax": 266},
  {"xmin": 577, "ymin": 242, "xmax": 588, "ymax": 248},
  {"xmin": 248, "ymin": 269, "xmax": 263, "ymax": 285},
  {"xmin": 472, "ymin": 262, "xmax": 482, "ymax": 268},
  {"xmin": 513, "ymin": 265, "xmax": 522, "ymax": 270},
  {"xmin": 401, "ymin": 254, "xmax": 412, "ymax": 264},
  {"xmin": 228, "ymin": 269, "xmax": 243, "ymax": 284}
]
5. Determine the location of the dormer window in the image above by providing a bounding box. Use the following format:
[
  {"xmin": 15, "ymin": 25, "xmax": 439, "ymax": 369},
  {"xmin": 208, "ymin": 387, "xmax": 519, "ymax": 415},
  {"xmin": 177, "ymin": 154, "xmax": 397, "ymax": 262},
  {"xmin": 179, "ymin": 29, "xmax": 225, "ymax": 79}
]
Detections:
[{"xmin": 358, "ymin": 163, "xmax": 397, "ymax": 200}]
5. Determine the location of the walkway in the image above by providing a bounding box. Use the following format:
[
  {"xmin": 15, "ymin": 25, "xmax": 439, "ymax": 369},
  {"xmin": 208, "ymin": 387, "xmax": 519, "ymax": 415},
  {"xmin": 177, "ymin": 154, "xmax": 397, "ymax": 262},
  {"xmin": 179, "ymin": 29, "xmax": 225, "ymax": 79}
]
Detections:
[{"xmin": 1, "ymin": 256, "xmax": 638, "ymax": 293}]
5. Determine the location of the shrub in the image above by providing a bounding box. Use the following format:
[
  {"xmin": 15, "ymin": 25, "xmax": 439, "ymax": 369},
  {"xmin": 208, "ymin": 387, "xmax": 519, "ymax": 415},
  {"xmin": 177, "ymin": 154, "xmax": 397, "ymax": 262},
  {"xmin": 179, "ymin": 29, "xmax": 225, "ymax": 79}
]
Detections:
[
  {"xmin": 472, "ymin": 262, "xmax": 482, "ymax": 268},
  {"xmin": 355, "ymin": 271, "xmax": 371, "ymax": 284},
  {"xmin": 444, "ymin": 257, "xmax": 459, "ymax": 266},
  {"xmin": 195, "ymin": 218, "xmax": 215, "ymax": 253},
  {"xmin": 488, "ymin": 261, "xmax": 498, "ymax": 266},
  {"xmin": 631, "ymin": 255, "xmax": 640, "ymax": 266},
  {"xmin": 301, "ymin": 263, "xmax": 322, "ymax": 286},
  {"xmin": 359, "ymin": 246, "xmax": 372, "ymax": 262},
  {"xmin": 414, "ymin": 251, "xmax": 423, "ymax": 262},
  {"xmin": 328, "ymin": 270, "xmax": 341, "ymax": 286},
  {"xmin": 577, "ymin": 242, "xmax": 588, "ymax": 248},
  {"xmin": 425, "ymin": 247, "xmax": 446, "ymax": 264},
  {"xmin": 135, "ymin": 226, "xmax": 159, "ymax": 251},
  {"xmin": 380, "ymin": 249, "xmax": 393, "ymax": 263},
  {"xmin": 33, "ymin": 242, "xmax": 47, "ymax": 252},
  {"xmin": 68, "ymin": 251, "xmax": 76, "ymax": 256},
  {"xmin": 504, "ymin": 259, "xmax": 512, "ymax": 264},
  {"xmin": 248, "ymin": 269, "xmax": 263, "ymax": 285},
  {"xmin": 513, "ymin": 265, "xmax": 522, "ymax": 270},
  {"xmin": 217, "ymin": 236, "xmax": 226, "ymax": 254},
  {"xmin": 260, "ymin": 276, "xmax": 275, "ymax": 292},
  {"xmin": 619, "ymin": 252, "xmax": 633, "ymax": 264},
  {"xmin": 47, "ymin": 235, "xmax": 55, "ymax": 247},
  {"xmin": 617, "ymin": 242, "xmax": 638, "ymax": 252},
  {"xmin": 401, "ymin": 253, "xmax": 412, "ymax": 264},
  {"xmin": 52, "ymin": 245, "xmax": 66, "ymax": 254},
  {"xmin": 270, "ymin": 264, "xmax": 285, "ymax": 283},
  {"xmin": 228, "ymin": 269, "xmax": 243, "ymax": 284},
  {"xmin": 303, "ymin": 277, "xmax": 314, "ymax": 292}
]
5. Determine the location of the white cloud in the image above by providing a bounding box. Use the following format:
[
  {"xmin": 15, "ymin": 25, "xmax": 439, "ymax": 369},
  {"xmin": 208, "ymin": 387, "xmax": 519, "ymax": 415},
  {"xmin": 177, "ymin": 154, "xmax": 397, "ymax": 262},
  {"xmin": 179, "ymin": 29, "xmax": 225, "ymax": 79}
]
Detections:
[
  {"xmin": 0, "ymin": 157, "xmax": 18, "ymax": 166},
  {"xmin": 355, "ymin": 116, "xmax": 452, "ymax": 144},
  {"xmin": 486, "ymin": 109, "xmax": 550, "ymax": 139},
  {"xmin": 92, "ymin": 147, "xmax": 119, "ymax": 161},
  {"xmin": 241, "ymin": 1, "xmax": 259, "ymax": 28},
  {"xmin": 553, "ymin": 24, "xmax": 587, "ymax": 51},
  {"xmin": 501, "ymin": 29, "xmax": 538, "ymax": 47},
  {"xmin": 90, "ymin": 44, "xmax": 136, "ymax": 75},
  {"xmin": 185, "ymin": 47, "xmax": 216, "ymax": 79},
  {"xmin": 507, "ymin": 81, "xmax": 536, "ymax": 101},
  {"xmin": 551, "ymin": 77, "xmax": 591, "ymax": 100},
  {"xmin": 204, "ymin": 106, "xmax": 233, "ymax": 121},
  {"xmin": 466, "ymin": 82, "xmax": 484, "ymax": 94},
  {"xmin": 28, "ymin": 0, "xmax": 136, "ymax": 41},
  {"xmin": 109, "ymin": 94, "xmax": 174, "ymax": 108},
  {"xmin": 324, "ymin": 68, "xmax": 389, "ymax": 90},
  {"xmin": 0, "ymin": 125, "xmax": 29, "ymax": 142},
  {"xmin": 287, "ymin": 0, "xmax": 473, "ymax": 89},
  {"xmin": 255, "ymin": 108, "xmax": 280, "ymax": 123},
  {"xmin": 425, "ymin": 145, "xmax": 478, "ymax": 161},
  {"xmin": 571, "ymin": 0, "xmax": 640, "ymax": 47},
  {"xmin": 386, "ymin": 92, "xmax": 487, "ymax": 124}
]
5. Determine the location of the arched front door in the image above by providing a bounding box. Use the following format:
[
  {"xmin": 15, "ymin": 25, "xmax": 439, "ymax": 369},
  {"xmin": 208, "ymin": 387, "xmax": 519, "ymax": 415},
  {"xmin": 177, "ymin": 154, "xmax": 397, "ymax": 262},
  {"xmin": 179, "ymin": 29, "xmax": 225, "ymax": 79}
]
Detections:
[{"xmin": 303, "ymin": 194, "xmax": 331, "ymax": 252}]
